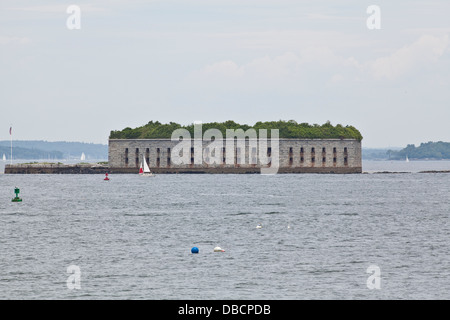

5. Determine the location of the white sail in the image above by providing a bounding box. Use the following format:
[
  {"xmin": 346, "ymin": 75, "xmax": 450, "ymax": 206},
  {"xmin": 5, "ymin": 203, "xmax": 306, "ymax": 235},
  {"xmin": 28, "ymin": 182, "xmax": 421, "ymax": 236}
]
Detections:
[
  {"xmin": 143, "ymin": 155, "xmax": 151, "ymax": 173},
  {"xmin": 406, "ymin": 156, "xmax": 409, "ymax": 162},
  {"xmin": 81, "ymin": 152, "xmax": 86, "ymax": 161},
  {"xmin": 2, "ymin": 154, "xmax": 5, "ymax": 161},
  {"xmin": 141, "ymin": 155, "xmax": 154, "ymax": 177}
]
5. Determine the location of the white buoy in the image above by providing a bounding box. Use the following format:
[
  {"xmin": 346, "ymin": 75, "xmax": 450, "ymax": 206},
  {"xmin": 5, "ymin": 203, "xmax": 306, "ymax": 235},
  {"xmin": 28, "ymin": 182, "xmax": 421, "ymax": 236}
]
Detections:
[{"xmin": 213, "ymin": 246, "xmax": 225, "ymax": 252}]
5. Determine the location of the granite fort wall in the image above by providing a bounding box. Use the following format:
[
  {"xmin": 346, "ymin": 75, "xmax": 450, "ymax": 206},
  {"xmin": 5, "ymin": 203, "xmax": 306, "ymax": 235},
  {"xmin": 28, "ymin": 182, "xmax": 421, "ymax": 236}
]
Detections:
[{"xmin": 108, "ymin": 139, "xmax": 362, "ymax": 173}]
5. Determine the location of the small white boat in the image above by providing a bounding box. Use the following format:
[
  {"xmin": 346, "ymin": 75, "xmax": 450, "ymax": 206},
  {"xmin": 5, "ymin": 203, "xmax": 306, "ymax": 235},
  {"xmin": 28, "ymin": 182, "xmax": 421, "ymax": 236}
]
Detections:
[
  {"xmin": 140, "ymin": 154, "xmax": 154, "ymax": 177},
  {"xmin": 256, "ymin": 223, "xmax": 262, "ymax": 229},
  {"xmin": 2, "ymin": 154, "xmax": 5, "ymax": 161},
  {"xmin": 406, "ymin": 156, "xmax": 409, "ymax": 162},
  {"xmin": 80, "ymin": 152, "xmax": 86, "ymax": 161}
]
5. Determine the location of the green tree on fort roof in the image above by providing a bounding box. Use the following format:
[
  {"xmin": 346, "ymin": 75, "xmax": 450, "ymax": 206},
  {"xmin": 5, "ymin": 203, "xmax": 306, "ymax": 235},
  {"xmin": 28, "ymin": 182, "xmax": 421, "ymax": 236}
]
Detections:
[{"xmin": 109, "ymin": 120, "xmax": 363, "ymax": 141}]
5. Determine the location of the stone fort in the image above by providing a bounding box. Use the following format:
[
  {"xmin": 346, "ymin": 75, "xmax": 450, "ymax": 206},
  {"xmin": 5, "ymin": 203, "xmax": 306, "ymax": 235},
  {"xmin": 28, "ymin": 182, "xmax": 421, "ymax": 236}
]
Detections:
[{"xmin": 108, "ymin": 138, "xmax": 362, "ymax": 173}]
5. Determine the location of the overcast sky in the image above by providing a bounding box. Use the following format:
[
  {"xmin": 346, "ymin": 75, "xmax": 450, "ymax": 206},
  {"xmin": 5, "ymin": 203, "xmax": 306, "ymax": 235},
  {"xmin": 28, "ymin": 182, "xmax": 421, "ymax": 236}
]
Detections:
[{"xmin": 1, "ymin": 0, "xmax": 449, "ymax": 147}]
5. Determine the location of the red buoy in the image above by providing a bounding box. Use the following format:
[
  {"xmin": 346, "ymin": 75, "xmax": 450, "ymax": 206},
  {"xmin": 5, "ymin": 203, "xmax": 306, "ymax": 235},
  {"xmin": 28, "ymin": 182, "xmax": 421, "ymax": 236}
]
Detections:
[{"xmin": 104, "ymin": 173, "xmax": 110, "ymax": 181}]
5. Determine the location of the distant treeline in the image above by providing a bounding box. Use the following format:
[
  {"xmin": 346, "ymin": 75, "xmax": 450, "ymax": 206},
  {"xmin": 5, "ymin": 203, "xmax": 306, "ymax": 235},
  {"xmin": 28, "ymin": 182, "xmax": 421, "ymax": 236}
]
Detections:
[
  {"xmin": 0, "ymin": 140, "xmax": 108, "ymax": 160},
  {"xmin": 110, "ymin": 120, "xmax": 363, "ymax": 140},
  {"xmin": 388, "ymin": 141, "xmax": 450, "ymax": 160},
  {"xmin": 362, "ymin": 148, "xmax": 395, "ymax": 160},
  {"xmin": 0, "ymin": 146, "xmax": 63, "ymax": 160}
]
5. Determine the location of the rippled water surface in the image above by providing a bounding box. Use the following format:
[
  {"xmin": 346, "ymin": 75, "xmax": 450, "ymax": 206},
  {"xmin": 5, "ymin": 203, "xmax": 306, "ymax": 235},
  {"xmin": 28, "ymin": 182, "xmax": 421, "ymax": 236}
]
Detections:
[{"xmin": 0, "ymin": 162, "xmax": 449, "ymax": 299}]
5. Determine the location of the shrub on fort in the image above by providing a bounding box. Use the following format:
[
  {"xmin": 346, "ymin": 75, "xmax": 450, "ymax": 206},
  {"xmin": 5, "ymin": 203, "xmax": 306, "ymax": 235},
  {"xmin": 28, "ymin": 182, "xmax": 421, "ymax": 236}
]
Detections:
[{"xmin": 109, "ymin": 120, "xmax": 363, "ymax": 141}]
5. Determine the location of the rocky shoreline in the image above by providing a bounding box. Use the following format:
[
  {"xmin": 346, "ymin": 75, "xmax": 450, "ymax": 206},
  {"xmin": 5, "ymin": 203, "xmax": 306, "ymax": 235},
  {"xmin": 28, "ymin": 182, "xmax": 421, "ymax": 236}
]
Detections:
[
  {"xmin": 363, "ymin": 170, "xmax": 450, "ymax": 174},
  {"xmin": 4, "ymin": 163, "xmax": 109, "ymax": 174},
  {"xmin": 3, "ymin": 163, "xmax": 450, "ymax": 174}
]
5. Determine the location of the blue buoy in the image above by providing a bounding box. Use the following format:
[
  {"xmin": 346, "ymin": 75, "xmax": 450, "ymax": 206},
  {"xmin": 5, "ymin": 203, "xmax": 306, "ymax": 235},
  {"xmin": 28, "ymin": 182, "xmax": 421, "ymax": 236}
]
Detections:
[{"xmin": 191, "ymin": 247, "xmax": 199, "ymax": 254}]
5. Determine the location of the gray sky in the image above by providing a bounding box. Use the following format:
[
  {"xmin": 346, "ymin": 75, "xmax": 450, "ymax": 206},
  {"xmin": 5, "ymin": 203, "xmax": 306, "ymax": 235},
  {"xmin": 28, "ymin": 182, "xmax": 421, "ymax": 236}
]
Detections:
[{"xmin": 1, "ymin": 0, "xmax": 449, "ymax": 147}]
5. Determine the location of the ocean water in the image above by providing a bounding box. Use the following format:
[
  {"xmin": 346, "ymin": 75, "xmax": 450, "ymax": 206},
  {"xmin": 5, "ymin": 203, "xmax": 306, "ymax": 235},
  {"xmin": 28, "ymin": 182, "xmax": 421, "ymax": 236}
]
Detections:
[{"xmin": 0, "ymin": 161, "xmax": 449, "ymax": 299}]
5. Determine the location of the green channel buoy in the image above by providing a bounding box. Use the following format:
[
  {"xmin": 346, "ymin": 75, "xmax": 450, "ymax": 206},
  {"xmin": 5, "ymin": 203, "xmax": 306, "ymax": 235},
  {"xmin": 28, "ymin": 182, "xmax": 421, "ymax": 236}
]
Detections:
[{"xmin": 12, "ymin": 187, "xmax": 22, "ymax": 202}]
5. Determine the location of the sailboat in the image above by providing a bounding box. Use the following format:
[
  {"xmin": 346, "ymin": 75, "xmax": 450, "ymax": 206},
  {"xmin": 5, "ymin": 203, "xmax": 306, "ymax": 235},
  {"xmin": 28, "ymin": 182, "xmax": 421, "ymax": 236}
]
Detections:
[
  {"xmin": 2, "ymin": 154, "xmax": 5, "ymax": 161},
  {"xmin": 406, "ymin": 155, "xmax": 410, "ymax": 162},
  {"xmin": 140, "ymin": 155, "xmax": 154, "ymax": 177},
  {"xmin": 80, "ymin": 152, "xmax": 86, "ymax": 161}
]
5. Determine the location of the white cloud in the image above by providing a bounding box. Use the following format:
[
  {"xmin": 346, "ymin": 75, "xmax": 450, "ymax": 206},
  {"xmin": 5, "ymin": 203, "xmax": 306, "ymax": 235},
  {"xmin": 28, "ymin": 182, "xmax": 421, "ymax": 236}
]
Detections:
[
  {"xmin": 193, "ymin": 47, "xmax": 363, "ymax": 89},
  {"xmin": 6, "ymin": 4, "xmax": 106, "ymax": 14},
  {"xmin": 368, "ymin": 35, "xmax": 449, "ymax": 79},
  {"xmin": 0, "ymin": 35, "xmax": 31, "ymax": 45},
  {"xmin": 193, "ymin": 34, "xmax": 449, "ymax": 90},
  {"xmin": 202, "ymin": 60, "xmax": 243, "ymax": 78},
  {"xmin": 331, "ymin": 74, "xmax": 345, "ymax": 83},
  {"xmin": 193, "ymin": 52, "xmax": 304, "ymax": 88}
]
